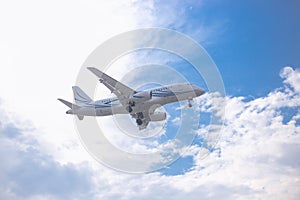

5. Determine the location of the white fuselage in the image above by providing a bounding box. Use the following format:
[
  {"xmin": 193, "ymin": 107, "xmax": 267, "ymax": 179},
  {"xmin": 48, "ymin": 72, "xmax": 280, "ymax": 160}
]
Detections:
[{"xmin": 67, "ymin": 83, "xmax": 204, "ymax": 117}]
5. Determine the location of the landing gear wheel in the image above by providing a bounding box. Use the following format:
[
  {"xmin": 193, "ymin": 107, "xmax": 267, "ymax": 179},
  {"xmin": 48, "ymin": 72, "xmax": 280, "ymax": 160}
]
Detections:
[
  {"xmin": 126, "ymin": 106, "xmax": 133, "ymax": 113},
  {"xmin": 129, "ymin": 101, "xmax": 135, "ymax": 106},
  {"xmin": 188, "ymin": 99, "xmax": 193, "ymax": 108},
  {"xmin": 136, "ymin": 118, "xmax": 143, "ymax": 126}
]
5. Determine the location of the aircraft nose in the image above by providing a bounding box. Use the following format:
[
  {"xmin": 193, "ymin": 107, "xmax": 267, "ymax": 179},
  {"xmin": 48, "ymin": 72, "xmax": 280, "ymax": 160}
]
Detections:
[{"xmin": 193, "ymin": 85, "xmax": 205, "ymax": 96}]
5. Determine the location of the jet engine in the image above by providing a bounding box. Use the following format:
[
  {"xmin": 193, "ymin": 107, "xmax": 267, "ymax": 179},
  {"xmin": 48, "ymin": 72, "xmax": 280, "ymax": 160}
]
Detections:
[
  {"xmin": 130, "ymin": 91, "xmax": 152, "ymax": 103},
  {"xmin": 149, "ymin": 112, "xmax": 167, "ymax": 121}
]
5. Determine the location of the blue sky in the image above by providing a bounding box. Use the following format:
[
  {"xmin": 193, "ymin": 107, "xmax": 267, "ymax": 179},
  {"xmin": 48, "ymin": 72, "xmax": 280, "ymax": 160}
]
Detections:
[
  {"xmin": 0, "ymin": 0, "xmax": 300, "ymax": 199},
  {"xmin": 204, "ymin": 0, "xmax": 300, "ymax": 97},
  {"xmin": 157, "ymin": 0, "xmax": 300, "ymax": 97}
]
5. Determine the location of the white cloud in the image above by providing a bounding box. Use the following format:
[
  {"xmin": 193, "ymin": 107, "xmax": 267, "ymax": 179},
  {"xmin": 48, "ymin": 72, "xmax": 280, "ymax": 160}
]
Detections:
[
  {"xmin": 280, "ymin": 66, "xmax": 300, "ymax": 93},
  {"xmin": 131, "ymin": 0, "xmax": 225, "ymax": 45},
  {"xmin": 187, "ymin": 66, "xmax": 300, "ymax": 199},
  {"xmin": 1, "ymin": 66, "xmax": 300, "ymax": 199},
  {"xmin": 171, "ymin": 117, "xmax": 181, "ymax": 126},
  {"xmin": 0, "ymin": 108, "xmax": 94, "ymax": 200},
  {"xmin": 1, "ymin": 0, "xmax": 300, "ymax": 199},
  {"xmin": 0, "ymin": 0, "xmax": 145, "ymax": 165}
]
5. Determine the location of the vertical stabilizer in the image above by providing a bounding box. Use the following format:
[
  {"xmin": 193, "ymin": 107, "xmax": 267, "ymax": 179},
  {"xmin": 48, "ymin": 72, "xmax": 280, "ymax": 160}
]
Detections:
[{"xmin": 72, "ymin": 86, "xmax": 93, "ymax": 105}]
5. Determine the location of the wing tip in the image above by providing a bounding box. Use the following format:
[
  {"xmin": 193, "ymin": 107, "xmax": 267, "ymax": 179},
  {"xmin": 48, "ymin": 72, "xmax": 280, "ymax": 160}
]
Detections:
[
  {"xmin": 87, "ymin": 67, "xmax": 104, "ymax": 77},
  {"xmin": 57, "ymin": 98, "xmax": 64, "ymax": 102},
  {"xmin": 87, "ymin": 67, "xmax": 99, "ymax": 72}
]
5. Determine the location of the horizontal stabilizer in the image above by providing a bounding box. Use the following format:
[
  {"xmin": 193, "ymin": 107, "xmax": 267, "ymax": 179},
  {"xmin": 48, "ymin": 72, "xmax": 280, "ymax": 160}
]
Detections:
[{"xmin": 57, "ymin": 98, "xmax": 80, "ymax": 109}]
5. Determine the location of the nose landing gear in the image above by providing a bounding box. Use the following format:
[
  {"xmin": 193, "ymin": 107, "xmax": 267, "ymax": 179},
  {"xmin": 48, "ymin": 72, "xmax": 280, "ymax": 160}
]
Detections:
[{"xmin": 188, "ymin": 98, "xmax": 193, "ymax": 108}]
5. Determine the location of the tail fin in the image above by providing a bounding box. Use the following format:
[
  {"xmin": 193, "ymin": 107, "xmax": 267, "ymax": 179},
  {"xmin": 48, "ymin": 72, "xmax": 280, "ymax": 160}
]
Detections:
[{"xmin": 72, "ymin": 86, "xmax": 93, "ymax": 105}]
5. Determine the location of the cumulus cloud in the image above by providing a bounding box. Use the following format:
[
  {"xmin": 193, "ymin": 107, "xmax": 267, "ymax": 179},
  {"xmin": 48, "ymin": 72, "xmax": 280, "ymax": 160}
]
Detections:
[
  {"xmin": 0, "ymin": 111, "xmax": 94, "ymax": 200},
  {"xmin": 1, "ymin": 66, "xmax": 299, "ymax": 199},
  {"xmin": 187, "ymin": 66, "xmax": 300, "ymax": 199},
  {"xmin": 280, "ymin": 66, "xmax": 300, "ymax": 93},
  {"xmin": 1, "ymin": 1, "xmax": 299, "ymax": 198}
]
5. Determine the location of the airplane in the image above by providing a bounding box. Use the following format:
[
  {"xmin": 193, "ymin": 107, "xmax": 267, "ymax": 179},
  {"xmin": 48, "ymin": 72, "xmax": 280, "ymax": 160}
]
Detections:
[{"xmin": 58, "ymin": 67, "xmax": 205, "ymax": 130}]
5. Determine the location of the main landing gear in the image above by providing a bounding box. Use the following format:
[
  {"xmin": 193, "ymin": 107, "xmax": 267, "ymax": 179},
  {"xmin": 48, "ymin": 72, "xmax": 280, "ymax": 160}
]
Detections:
[
  {"xmin": 126, "ymin": 106, "xmax": 133, "ymax": 113},
  {"xmin": 126, "ymin": 101, "xmax": 135, "ymax": 113},
  {"xmin": 135, "ymin": 112, "xmax": 144, "ymax": 126},
  {"xmin": 136, "ymin": 118, "xmax": 143, "ymax": 125}
]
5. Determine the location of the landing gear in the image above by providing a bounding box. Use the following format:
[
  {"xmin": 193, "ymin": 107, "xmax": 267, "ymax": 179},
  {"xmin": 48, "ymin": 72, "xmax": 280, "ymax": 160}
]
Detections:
[
  {"xmin": 126, "ymin": 106, "xmax": 133, "ymax": 113},
  {"xmin": 188, "ymin": 98, "xmax": 193, "ymax": 108},
  {"xmin": 136, "ymin": 118, "xmax": 143, "ymax": 125},
  {"xmin": 126, "ymin": 101, "xmax": 135, "ymax": 113},
  {"xmin": 129, "ymin": 101, "xmax": 135, "ymax": 106},
  {"xmin": 135, "ymin": 112, "xmax": 144, "ymax": 126}
]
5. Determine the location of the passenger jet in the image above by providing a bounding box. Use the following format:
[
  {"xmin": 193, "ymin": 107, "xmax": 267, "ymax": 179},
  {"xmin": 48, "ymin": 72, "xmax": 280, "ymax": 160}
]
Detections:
[{"xmin": 58, "ymin": 67, "xmax": 205, "ymax": 130}]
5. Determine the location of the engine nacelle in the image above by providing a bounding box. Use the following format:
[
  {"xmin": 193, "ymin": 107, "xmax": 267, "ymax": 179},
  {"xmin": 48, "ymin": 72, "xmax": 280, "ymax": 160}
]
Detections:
[
  {"xmin": 130, "ymin": 90, "xmax": 152, "ymax": 103},
  {"xmin": 149, "ymin": 112, "xmax": 167, "ymax": 121}
]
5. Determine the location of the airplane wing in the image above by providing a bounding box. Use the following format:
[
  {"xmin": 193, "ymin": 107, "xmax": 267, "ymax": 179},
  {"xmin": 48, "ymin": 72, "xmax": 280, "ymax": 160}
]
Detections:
[
  {"xmin": 87, "ymin": 67, "xmax": 136, "ymax": 106},
  {"xmin": 87, "ymin": 67, "xmax": 165, "ymax": 130}
]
